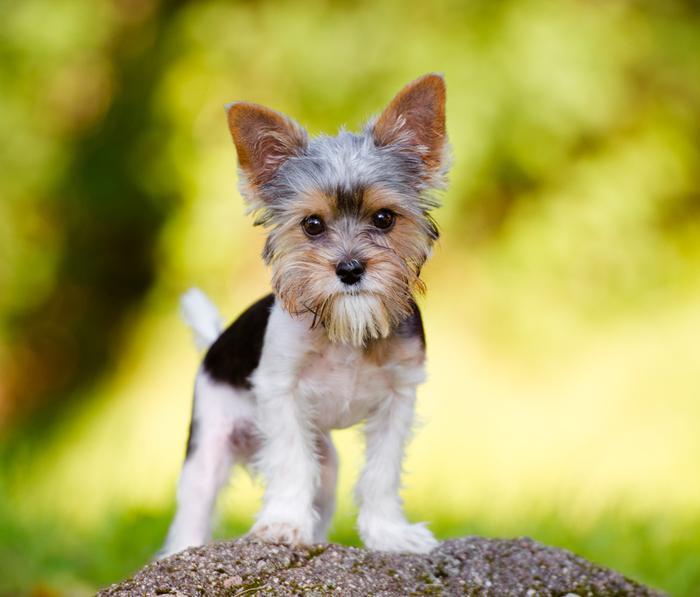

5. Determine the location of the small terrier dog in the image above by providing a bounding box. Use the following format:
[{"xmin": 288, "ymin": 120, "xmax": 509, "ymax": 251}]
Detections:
[{"xmin": 161, "ymin": 74, "xmax": 449, "ymax": 557}]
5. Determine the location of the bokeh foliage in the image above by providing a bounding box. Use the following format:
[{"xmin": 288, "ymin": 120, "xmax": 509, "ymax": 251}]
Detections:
[{"xmin": 1, "ymin": 0, "xmax": 699, "ymax": 594}]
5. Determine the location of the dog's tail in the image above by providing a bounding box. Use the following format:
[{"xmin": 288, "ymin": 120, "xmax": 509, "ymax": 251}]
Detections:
[{"xmin": 180, "ymin": 288, "xmax": 224, "ymax": 351}]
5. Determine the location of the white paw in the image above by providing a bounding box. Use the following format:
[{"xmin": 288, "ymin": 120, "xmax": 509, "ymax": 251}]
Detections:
[
  {"xmin": 360, "ymin": 518, "xmax": 439, "ymax": 554},
  {"xmin": 250, "ymin": 519, "xmax": 314, "ymax": 546}
]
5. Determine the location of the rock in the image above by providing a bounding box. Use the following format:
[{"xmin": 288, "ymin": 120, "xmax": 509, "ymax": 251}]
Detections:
[{"xmin": 99, "ymin": 537, "xmax": 664, "ymax": 596}]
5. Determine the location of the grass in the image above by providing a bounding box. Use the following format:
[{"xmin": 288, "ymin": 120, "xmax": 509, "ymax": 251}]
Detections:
[{"xmin": 1, "ymin": 497, "xmax": 698, "ymax": 596}]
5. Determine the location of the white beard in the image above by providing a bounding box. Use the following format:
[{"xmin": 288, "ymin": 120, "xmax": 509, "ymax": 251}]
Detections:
[{"xmin": 324, "ymin": 293, "xmax": 391, "ymax": 347}]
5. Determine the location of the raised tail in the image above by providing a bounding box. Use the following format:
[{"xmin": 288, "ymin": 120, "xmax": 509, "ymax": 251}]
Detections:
[{"xmin": 180, "ymin": 288, "xmax": 224, "ymax": 351}]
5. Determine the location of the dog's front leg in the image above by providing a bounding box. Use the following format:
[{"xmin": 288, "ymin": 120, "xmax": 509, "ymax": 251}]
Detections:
[
  {"xmin": 250, "ymin": 376, "xmax": 318, "ymax": 546},
  {"xmin": 355, "ymin": 386, "xmax": 438, "ymax": 554}
]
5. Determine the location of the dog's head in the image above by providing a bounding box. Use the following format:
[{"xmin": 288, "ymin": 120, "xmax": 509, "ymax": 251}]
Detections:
[{"xmin": 226, "ymin": 74, "xmax": 449, "ymax": 346}]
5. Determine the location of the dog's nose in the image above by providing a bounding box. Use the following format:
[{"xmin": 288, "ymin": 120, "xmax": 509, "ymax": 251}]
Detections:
[{"xmin": 335, "ymin": 259, "xmax": 365, "ymax": 285}]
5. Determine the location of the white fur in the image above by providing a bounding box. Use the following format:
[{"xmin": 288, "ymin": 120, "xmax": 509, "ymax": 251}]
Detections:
[
  {"xmin": 163, "ymin": 298, "xmax": 435, "ymax": 557},
  {"xmin": 160, "ymin": 372, "xmax": 255, "ymax": 557},
  {"xmin": 355, "ymin": 382, "xmax": 437, "ymax": 553}
]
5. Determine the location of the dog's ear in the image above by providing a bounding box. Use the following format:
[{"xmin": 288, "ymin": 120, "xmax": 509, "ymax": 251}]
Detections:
[
  {"xmin": 372, "ymin": 74, "xmax": 447, "ymax": 174},
  {"xmin": 226, "ymin": 102, "xmax": 308, "ymax": 188}
]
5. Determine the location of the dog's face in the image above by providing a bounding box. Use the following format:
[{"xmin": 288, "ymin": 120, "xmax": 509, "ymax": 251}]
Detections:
[{"xmin": 226, "ymin": 74, "xmax": 449, "ymax": 346}]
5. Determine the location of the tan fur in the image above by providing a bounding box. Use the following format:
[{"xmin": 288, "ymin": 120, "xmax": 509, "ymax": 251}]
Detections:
[
  {"xmin": 226, "ymin": 102, "xmax": 307, "ymax": 191},
  {"xmin": 372, "ymin": 74, "xmax": 446, "ymax": 175},
  {"xmin": 362, "ymin": 331, "xmax": 424, "ymax": 367}
]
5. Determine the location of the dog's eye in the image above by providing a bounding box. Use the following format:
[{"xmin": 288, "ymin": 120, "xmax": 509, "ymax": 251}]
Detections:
[
  {"xmin": 371, "ymin": 209, "xmax": 395, "ymax": 230},
  {"xmin": 302, "ymin": 215, "xmax": 325, "ymax": 237}
]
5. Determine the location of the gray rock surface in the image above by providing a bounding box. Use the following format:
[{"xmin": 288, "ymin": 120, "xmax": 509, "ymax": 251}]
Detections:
[{"xmin": 100, "ymin": 537, "xmax": 664, "ymax": 596}]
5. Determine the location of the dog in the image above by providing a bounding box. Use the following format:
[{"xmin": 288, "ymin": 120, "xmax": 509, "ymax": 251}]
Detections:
[{"xmin": 160, "ymin": 73, "xmax": 450, "ymax": 558}]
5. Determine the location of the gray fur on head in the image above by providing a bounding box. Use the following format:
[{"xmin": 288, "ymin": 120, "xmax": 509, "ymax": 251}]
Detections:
[
  {"xmin": 253, "ymin": 125, "xmax": 449, "ymax": 227},
  {"xmin": 228, "ymin": 73, "xmax": 450, "ymax": 234}
]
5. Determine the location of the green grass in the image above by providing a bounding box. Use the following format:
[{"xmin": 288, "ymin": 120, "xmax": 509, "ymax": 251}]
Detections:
[{"xmin": 1, "ymin": 499, "xmax": 698, "ymax": 596}]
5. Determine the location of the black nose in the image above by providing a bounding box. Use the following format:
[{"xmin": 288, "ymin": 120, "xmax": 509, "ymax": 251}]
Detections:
[{"xmin": 336, "ymin": 259, "xmax": 365, "ymax": 285}]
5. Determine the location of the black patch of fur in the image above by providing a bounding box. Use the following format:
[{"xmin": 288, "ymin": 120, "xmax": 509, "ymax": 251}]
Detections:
[
  {"xmin": 395, "ymin": 299, "xmax": 426, "ymax": 347},
  {"xmin": 335, "ymin": 185, "xmax": 364, "ymax": 217},
  {"xmin": 203, "ymin": 294, "xmax": 275, "ymax": 389}
]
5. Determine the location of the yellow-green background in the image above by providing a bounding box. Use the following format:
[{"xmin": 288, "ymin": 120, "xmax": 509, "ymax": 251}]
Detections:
[{"xmin": 1, "ymin": 0, "xmax": 699, "ymax": 594}]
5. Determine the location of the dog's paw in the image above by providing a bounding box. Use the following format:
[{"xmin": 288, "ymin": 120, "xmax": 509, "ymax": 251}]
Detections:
[
  {"xmin": 360, "ymin": 518, "xmax": 439, "ymax": 554},
  {"xmin": 249, "ymin": 519, "xmax": 313, "ymax": 546}
]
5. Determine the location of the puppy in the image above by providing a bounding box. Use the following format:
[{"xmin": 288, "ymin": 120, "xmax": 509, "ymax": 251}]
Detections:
[{"xmin": 161, "ymin": 74, "xmax": 449, "ymax": 558}]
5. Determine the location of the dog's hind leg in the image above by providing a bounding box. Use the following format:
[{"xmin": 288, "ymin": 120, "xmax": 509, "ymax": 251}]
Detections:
[{"xmin": 159, "ymin": 370, "xmax": 257, "ymax": 558}]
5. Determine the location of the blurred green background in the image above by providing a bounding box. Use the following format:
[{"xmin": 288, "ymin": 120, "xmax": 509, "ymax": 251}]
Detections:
[{"xmin": 1, "ymin": 0, "xmax": 699, "ymax": 594}]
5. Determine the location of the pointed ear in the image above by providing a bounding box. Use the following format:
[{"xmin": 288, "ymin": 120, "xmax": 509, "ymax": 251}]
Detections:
[
  {"xmin": 226, "ymin": 102, "xmax": 307, "ymax": 189},
  {"xmin": 372, "ymin": 74, "xmax": 447, "ymax": 173}
]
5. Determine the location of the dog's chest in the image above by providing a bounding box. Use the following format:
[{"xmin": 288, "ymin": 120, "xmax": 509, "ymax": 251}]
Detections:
[{"xmin": 297, "ymin": 344, "xmax": 394, "ymax": 430}]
